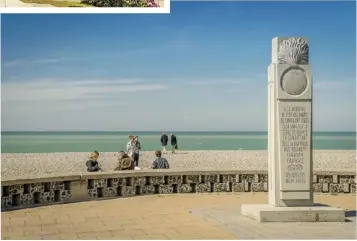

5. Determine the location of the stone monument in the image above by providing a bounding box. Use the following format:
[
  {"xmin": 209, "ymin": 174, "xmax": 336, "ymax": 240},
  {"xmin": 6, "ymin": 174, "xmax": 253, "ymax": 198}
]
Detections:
[{"xmin": 241, "ymin": 37, "xmax": 345, "ymax": 222}]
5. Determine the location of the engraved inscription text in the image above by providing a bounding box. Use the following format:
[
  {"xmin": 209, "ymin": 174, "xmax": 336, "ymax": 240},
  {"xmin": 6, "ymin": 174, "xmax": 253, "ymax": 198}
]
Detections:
[{"xmin": 280, "ymin": 105, "xmax": 310, "ymax": 185}]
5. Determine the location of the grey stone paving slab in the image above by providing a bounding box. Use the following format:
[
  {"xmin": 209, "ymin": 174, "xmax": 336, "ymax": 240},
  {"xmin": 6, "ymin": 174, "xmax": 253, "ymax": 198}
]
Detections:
[{"xmin": 191, "ymin": 206, "xmax": 356, "ymax": 239}]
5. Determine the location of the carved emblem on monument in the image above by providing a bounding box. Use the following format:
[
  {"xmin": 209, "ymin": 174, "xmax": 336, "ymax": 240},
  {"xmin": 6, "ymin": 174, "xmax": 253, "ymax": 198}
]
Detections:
[
  {"xmin": 278, "ymin": 38, "xmax": 309, "ymax": 96},
  {"xmin": 280, "ymin": 67, "xmax": 308, "ymax": 96},
  {"xmin": 278, "ymin": 38, "xmax": 309, "ymax": 65}
]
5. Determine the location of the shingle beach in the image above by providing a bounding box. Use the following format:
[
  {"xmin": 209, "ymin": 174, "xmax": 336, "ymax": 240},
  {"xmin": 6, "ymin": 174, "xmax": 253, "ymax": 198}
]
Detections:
[{"xmin": 1, "ymin": 150, "xmax": 355, "ymax": 179}]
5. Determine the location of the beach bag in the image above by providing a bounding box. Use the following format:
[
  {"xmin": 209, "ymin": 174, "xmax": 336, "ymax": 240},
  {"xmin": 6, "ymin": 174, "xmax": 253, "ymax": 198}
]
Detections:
[{"xmin": 175, "ymin": 144, "xmax": 178, "ymax": 150}]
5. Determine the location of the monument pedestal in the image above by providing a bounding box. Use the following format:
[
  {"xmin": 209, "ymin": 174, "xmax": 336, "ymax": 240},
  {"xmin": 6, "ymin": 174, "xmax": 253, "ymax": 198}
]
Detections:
[{"xmin": 241, "ymin": 204, "xmax": 345, "ymax": 222}]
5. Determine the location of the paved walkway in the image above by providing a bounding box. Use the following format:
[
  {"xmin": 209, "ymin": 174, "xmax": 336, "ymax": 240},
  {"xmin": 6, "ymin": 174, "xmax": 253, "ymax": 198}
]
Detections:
[{"xmin": 1, "ymin": 193, "xmax": 356, "ymax": 240}]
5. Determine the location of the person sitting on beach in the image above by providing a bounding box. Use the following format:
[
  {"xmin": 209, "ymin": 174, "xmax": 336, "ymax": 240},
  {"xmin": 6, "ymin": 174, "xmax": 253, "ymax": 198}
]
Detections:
[
  {"xmin": 86, "ymin": 152, "xmax": 102, "ymax": 172},
  {"xmin": 114, "ymin": 151, "xmax": 134, "ymax": 171},
  {"xmin": 94, "ymin": 150, "xmax": 99, "ymax": 158},
  {"xmin": 152, "ymin": 150, "xmax": 170, "ymax": 169}
]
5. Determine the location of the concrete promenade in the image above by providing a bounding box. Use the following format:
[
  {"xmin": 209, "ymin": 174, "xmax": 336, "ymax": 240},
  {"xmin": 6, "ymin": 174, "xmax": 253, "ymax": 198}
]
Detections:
[{"xmin": 1, "ymin": 193, "xmax": 356, "ymax": 240}]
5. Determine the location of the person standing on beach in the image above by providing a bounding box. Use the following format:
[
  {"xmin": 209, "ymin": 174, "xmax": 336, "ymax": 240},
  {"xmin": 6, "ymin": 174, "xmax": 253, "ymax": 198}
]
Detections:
[
  {"xmin": 160, "ymin": 132, "xmax": 168, "ymax": 153},
  {"xmin": 86, "ymin": 152, "xmax": 102, "ymax": 172},
  {"xmin": 133, "ymin": 136, "xmax": 141, "ymax": 167},
  {"xmin": 126, "ymin": 135, "xmax": 139, "ymax": 166},
  {"xmin": 126, "ymin": 135, "xmax": 134, "ymax": 156},
  {"xmin": 152, "ymin": 150, "xmax": 170, "ymax": 169},
  {"xmin": 170, "ymin": 133, "xmax": 178, "ymax": 154}
]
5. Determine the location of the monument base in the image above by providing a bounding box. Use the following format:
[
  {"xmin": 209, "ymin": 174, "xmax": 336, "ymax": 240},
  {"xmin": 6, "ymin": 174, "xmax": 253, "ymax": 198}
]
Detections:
[{"xmin": 241, "ymin": 204, "xmax": 345, "ymax": 222}]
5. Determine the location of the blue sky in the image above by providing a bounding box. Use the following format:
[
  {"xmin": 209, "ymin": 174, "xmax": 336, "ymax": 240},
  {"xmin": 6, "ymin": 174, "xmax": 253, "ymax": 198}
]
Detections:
[{"xmin": 1, "ymin": 1, "xmax": 356, "ymax": 131}]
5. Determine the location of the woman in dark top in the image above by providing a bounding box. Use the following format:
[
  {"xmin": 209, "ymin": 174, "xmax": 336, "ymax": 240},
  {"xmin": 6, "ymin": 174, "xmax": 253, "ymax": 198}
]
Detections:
[{"xmin": 86, "ymin": 152, "xmax": 101, "ymax": 172}]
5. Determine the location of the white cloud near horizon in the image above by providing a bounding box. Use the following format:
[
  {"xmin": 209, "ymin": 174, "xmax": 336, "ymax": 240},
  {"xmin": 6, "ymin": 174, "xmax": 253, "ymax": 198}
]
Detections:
[
  {"xmin": 1, "ymin": 76, "xmax": 355, "ymax": 131},
  {"xmin": 1, "ymin": 78, "xmax": 172, "ymax": 131},
  {"xmin": 3, "ymin": 58, "xmax": 62, "ymax": 68}
]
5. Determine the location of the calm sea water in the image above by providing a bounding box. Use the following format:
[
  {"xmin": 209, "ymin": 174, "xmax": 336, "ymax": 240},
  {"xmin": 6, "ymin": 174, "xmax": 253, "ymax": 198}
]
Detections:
[{"xmin": 1, "ymin": 131, "xmax": 356, "ymax": 153}]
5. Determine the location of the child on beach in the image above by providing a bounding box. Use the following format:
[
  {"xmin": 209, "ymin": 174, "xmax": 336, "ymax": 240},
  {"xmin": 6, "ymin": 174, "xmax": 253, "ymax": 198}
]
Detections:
[
  {"xmin": 86, "ymin": 152, "xmax": 102, "ymax": 172},
  {"xmin": 152, "ymin": 150, "xmax": 170, "ymax": 169}
]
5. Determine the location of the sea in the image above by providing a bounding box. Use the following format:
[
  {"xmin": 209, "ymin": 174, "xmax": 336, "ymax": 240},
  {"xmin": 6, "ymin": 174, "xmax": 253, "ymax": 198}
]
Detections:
[{"xmin": 1, "ymin": 131, "xmax": 356, "ymax": 153}]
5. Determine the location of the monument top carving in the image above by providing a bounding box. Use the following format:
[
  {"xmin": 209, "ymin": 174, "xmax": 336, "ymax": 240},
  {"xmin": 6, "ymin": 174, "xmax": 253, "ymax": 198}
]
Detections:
[{"xmin": 271, "ymin": 37, "xmax": 309, "ymax": 65}]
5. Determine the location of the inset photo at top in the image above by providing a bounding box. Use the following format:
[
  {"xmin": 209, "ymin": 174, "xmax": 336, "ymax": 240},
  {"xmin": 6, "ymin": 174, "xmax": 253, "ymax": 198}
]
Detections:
[{"xmin": 0, "ymin": 0, "xmax": 168, "ymax": 13}]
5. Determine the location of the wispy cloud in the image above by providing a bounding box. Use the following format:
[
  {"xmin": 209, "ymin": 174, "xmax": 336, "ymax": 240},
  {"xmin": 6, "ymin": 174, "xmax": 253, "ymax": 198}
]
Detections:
[
  {"xmin": 225, "ymin": 88, "xmax": 245, "ymax": 93},
  {"xmin": 3, "ymin": 58, "xmax": 62, "ymax": 68},
  {"xmin": 187, "ymin": 79, "xmax": 242, "ymax": 86},
  {"xmin": 314, "ymin": 80, "xmax": 349, "ymax": 90},
  {"xmin": 2, "ymin": 78, "xmax": 168, "ymax": 102}
]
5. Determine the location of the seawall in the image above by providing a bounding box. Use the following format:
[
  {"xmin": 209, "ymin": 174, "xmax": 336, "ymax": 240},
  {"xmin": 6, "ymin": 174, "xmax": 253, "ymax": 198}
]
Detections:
[{"xmin": 2, "ymin": 169, "xmax": 355, "ymax": 211}]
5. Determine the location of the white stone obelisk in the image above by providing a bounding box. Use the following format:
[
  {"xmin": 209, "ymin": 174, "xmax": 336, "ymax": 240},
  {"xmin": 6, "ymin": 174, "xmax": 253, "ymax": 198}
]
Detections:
[
  {"xmin": 241, "ymin": 37, "xmax": 345, "ymax": 222},
  {"xmin": 268, "ymin": 37, "xmax": 313, "ymax": 207}
]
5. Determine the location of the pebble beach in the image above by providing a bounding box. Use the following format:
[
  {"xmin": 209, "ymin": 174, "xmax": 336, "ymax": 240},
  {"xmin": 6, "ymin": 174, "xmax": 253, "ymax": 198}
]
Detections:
[{"xmin": 1, "ymin": 150, "xmax": 355, "ymax": 179}]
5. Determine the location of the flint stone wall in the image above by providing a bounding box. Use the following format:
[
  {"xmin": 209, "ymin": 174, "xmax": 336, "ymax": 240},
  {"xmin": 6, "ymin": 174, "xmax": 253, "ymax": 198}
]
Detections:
[{"xmin": 1, "ymin": 169, "xmax": 355, "ymax": 210}]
